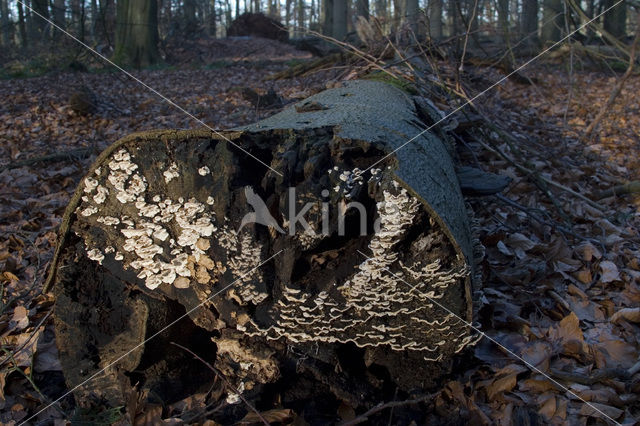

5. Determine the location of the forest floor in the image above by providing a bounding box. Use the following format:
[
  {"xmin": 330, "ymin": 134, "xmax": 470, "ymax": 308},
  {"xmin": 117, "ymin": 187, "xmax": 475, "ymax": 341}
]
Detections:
[{"xmin": 0, "ymin": 37, "xmax": 639, "ymax": 425}]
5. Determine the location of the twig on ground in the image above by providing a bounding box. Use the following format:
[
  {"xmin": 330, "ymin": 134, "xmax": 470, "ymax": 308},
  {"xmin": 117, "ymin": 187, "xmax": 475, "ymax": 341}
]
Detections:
[
  {"xmin": 494, "ymin": 194, "xmax": 604, "ymax": 247},
  {"xmin": 170, "ymin": 342, "xmax": 270, "ymax": 426},
  {"xmin": 550, "ymin": 367, "xmax": 630, "ymax": 386},
  {"xmin": 0, "ymin": 147, "xmax": 94, "ymax": 172},
  {"xmin": 594, "ymin": 181, "xmax": 640, "ymax": 200},
  {"xmin": 476, "ymin": 137, "xmax": 605, "ymax": 212},
  {"xmin": 338, "ymin": 394, "xmax": 433, "ymax": 426}
]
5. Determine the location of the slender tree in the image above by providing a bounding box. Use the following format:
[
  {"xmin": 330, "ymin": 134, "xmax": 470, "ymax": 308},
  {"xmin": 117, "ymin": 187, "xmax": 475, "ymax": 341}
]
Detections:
[
  {"xmin": 403, "ymin": 0, "xmax": 418, "ymax": 34},
  {"xmin": 497, "ymin": 0, "xmax": 509, "ymax": 38},
  {"xmin": 209, "ymin": 0, "xmax": 217, "ymax": 36},
  {"xmin": 0, "ymin": 0, "xmax": 11, "ymax": 46},
  {"xmin": 52, "ymin": 0, "xmax": 66, "ymax": 36},
  {"xmin": 332, "ymin": 0, "xmax": 347, "ymax": 38},
  {"xmin": 323, "ymin": 0, "xmax": 334, "ymax": 35},
  {"xmin": 184, "ymin": 0, "xmax": 198, "ymax": 36},
  {"xmin": 114, "ymin": 0, "xmax": 160, "ymax": 68},
  {"xmin": 356, "ymin": 0, "xmax": 369, "ymax": 20},
  {"xmin": 520, "ymin": 0, "xmax": 538, "ymax": 42},
  {"xmin": 541, "ymin": 0, "xmax": 563, "ymax": 43},
  {"xmin": 603, "ymin": 0, "xmax": 626, "ymax": 40},
  {"xmin": 17, "ymin": 0, "xmax": 27, "ymax": 47},
  {"xmin": 31, "ymin": 0, "xmax": 49, "ymax": 39},
  {"xmin": 429, "ymin": 0, "xmax": 443, "ymax": 39}
]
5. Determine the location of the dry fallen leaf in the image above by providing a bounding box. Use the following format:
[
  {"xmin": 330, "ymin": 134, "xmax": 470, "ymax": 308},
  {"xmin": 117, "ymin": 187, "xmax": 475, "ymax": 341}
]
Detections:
[
  {"xmin": 599, "ymin": 261, "xmax": 620, "ymax": 283},
  {"xmin": 610, "ymin": 307, "xmax": 640, "ymax": 324},
  {"xmin": 9, "ymin": 306, "xmax": 29, "ymax": 331}
]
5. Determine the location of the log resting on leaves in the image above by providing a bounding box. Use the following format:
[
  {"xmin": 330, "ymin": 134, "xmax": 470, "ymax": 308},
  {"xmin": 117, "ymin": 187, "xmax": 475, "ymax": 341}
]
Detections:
[{"xmin": 48, "ymin": 80, "xmax": 482, "ymax": 412}]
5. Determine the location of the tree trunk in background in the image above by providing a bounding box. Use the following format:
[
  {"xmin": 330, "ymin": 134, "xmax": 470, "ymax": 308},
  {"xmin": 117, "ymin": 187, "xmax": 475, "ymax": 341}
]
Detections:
[
  {"xmin": 209, "ymin": 0, "xmax": 217, "ymax": 37},
  {"xmin": 375, "ymin": 0, "xmax": 386, "ymax": 30},
  {"xmin": 447, "ymin": 0, "xmax": 459, "ymax": 36},
  {"xmin": 356, "ymin": 0, "xmax": 369, "ymax": 20},
  {"xmin": 96, "ymin": 0, "xmax": 116, "ymax": 47},
  {"xmin": 90, "ymin": 0, "xmax": 98, "ymax": 37},
  {"xmin": 497, "ymin": 0, "xmax": 509, "ymax": 39},
  {"xmin": 541, "ymin": 0, "xmax": 562, "ymax": 43},
  {"xmin": 520, "ymin": 0, "xmax": 538, "ymax": 42},
  {"xmin": 403, "ymin": 0, "xmax": 418, "ymax": 34},
  {"xmin": 333, "ymin": 0, "xmax": 347, "ymax": 39},
  {"xmin": 310, "ymin": 0, "xmax": 316, "ymax": 27},
  {"xmin": 114, "ymin": 0, "xmax": 160, "ymax": 68},
  {"xmin": 603, "ymin": 0, "xmax": 626, "ymax": 40},
  {"xmin": 429, "ymin": 0, "xmax": 443, "ymax": 39},
  {"xmin": 184, "ymin": 0, "xmax": 198, "ymax": 36},
  {"xmin": 323, "ymin": 0, "xmax": 334, "ymax": 35},
  {"xmin": 392, "ymin": 0, "xmax": 401, "ymax": 32},
  {"xmin": 53, "ymin": 0, "xmax": 66, "ymax": 36},
  {"xmin": 0, "ymin": 0, "xmax": 11, "ymax": 46},
  {"xmin": 17, "ymin": 0, "xmax": 28, "ymax": 47},
  {"xmin": 297, "ymin": 0, "xmax": 305, "ymax": 36},
  {"xmin": 253, "ymin": 0, "xmax": 259, "ymax": 13},
  {"xmin": 31, "ymin": 0, "xmax": 49, "ymax": 40},
  {"xmin": 70, "ymin": 0, "xmax": 82, "ymax": 35},
  {"xmin": 585, "ymin": 0, "xmax": 595, "ymax": 39}
]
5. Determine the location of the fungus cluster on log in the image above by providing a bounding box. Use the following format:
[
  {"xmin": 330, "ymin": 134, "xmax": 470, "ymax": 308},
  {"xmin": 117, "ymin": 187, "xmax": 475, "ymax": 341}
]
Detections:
[{"xmin": 48, "ymin": 81, "xmax": 484, "ymax": 420}]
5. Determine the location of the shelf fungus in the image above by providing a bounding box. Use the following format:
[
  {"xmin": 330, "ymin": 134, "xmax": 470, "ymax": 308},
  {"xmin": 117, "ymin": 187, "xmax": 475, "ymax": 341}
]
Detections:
[{"xmin": 50, "ymin": 81, "xmax": 483, "ymax": 417}]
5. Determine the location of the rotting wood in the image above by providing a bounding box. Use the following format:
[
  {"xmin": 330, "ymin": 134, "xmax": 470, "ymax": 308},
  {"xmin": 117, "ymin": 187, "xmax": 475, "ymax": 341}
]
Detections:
[{"xmin": 48, "ymin": 80, "xmax": 484, "ymax": 420}]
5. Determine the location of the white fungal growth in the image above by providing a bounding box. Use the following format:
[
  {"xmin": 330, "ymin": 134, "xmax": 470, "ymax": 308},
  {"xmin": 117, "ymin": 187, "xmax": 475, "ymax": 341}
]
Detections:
[
  {"xmin": 84, "ymin": 177, "xmax": 99, "ymax": 193},
  {"xmin": 81, "ymin": 206, "xmax": 98, "ymax": 217},
  {"xmin": 206, "ymin": 196, "xmax": 215, "ymax": 205},
  {"xmin": 163, "ymin": 162, "xmax": 180, "ymax": 183},
  {"xmin": 198, "ymin": 166, "xmax": 211, "ymax": 176},
  {"xmin": 243, "ymin": 181, "xmax": 474, "ymax": 359},
  {"xmin": 330, "ymin": 166, "xmax": 366, "ymax": 199},
  {"xmin": 86, "ymin": 248, "xmax": 105, "ymax": 264},
  {"xmin": 93, "ymin": 186, "xmax": 109, "ymax": 204}
]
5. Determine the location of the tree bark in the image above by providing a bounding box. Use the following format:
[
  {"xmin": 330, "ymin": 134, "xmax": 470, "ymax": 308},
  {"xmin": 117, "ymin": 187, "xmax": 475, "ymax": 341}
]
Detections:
[
  {"xmin": 332, "ymin": 0, "xmax": 347, "ymax": 39},
  {"xmin": 114, "ymin": 0, "xmax": 160, "ymax": 68},
  {"xmin": 0, "ymin": 0, "xmax": 12, "ymax": 46},
  {"xmin": 603, "ymin": 0, "xmax": 626, "ymax": 40},
  {"xmin": 541, "ymin": 0, "xmax": 563, "ymax": 43},
  {"xmin": 209, "ymin": 0, "xmax": 217, "ymax": 36},
  {"xmin": 52, "ymin": 0, "xmax": 66, "ymax": 35},
  {"xmin": 429, "ymin": 0, "xmax": 443, "ymax": 39},
  {"xmin": 356, "ymin": 0, "xmax": 369, "ymax": 20},
  {"xmin": 403, "ymin": 0, "xmax": 419, "ymax": 34},
  {"xmin": 32, "ymin": 0, "xmax": 49, "ymax": 40},
  {"xmin": 49, "ymin": 80, "xmax": 480, "ymax": 417},
  {"xmin": 17, "ymin": 0, "xmax": 28, "ymax": 47},
  {"xmin": 184, "ymin": 0, "xmax": 198, "ymax": 36},
  {"xmin": 520, "ymin": 0, "xmax": 538, "ymax": 43},
  {"xmin": 497, "ymin": 0, "xmax": 509, "ymax": 39},
  {"xmin": 322, "ymin": 0, "xmax": 333, "ymax": 35}
]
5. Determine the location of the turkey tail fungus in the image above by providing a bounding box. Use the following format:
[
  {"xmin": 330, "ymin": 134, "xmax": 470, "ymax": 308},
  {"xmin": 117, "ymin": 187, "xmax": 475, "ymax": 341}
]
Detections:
[{"xmin": 47, "ymin": 80, "xmax": 483, "ymax": 421}]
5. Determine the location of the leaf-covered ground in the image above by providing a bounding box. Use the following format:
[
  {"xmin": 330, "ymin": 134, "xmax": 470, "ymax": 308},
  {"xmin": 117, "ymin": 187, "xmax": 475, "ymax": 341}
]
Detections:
[{"xmin": 0, "ymin": 38, "xmax": 638, "ymax": 424}]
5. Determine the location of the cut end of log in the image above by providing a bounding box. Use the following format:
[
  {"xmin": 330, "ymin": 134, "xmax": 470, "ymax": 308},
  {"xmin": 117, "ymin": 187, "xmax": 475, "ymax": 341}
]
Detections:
[{"xmin": 51, "ymin": 81, "xmax": 482, "ymax": 413}]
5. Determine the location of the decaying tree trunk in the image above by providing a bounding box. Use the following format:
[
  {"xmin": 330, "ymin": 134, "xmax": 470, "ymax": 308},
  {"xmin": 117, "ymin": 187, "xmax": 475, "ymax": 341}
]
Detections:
[{"xmin": 47, "ymin": 80, "xmax": 483, "ymax": 420}]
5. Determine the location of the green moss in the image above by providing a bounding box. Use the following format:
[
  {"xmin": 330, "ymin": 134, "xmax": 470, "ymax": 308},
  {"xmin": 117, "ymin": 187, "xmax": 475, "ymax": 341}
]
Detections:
[{"xmin": 362, "ymin": 71, "xmax": 418, "ymax": 95}]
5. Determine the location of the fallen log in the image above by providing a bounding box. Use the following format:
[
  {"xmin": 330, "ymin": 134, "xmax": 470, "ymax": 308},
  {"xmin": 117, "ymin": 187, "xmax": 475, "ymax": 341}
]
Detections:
[{"xmin": 48, "ymin": 80, "xmax": 483, "ymax": 421}]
